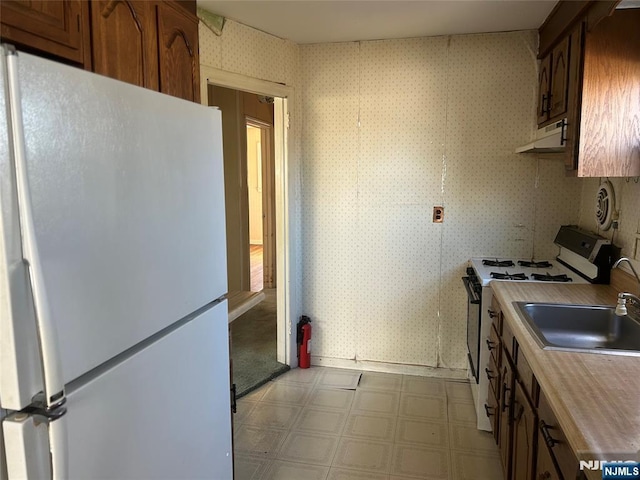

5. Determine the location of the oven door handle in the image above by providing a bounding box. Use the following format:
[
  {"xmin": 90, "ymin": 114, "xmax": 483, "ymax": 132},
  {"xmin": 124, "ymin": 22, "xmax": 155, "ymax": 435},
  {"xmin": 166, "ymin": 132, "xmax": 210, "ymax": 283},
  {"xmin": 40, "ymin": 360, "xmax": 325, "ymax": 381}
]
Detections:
[{"xmin": 462, "ymin": 277, "xmax": 481, "ymax": 304}]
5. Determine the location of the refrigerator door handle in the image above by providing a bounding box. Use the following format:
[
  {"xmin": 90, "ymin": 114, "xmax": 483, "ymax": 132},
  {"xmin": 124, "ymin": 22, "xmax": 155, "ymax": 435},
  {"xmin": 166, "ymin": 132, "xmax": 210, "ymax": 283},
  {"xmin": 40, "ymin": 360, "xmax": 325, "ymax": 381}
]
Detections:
[
  {"xmin": 5, "ymin": 47, "xmax": 66, "ymax": 410},
  {"xmin": 3, "ymin": 410, "xmax": 68, "ymax": 480}
]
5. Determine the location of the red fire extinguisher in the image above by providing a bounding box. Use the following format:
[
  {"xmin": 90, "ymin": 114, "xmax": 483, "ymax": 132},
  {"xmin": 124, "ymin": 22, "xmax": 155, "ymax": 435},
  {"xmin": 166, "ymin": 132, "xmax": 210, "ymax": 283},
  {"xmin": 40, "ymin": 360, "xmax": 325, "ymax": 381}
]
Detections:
[{"xmin": 297, "ymin": 316, "xmax": 312, "ymax": 369}]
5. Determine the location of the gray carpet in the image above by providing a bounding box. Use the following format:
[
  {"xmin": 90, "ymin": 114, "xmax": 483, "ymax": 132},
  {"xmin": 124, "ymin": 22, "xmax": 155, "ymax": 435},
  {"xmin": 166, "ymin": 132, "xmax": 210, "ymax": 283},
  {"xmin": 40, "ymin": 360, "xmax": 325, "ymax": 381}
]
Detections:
[{"xmin": 231, "ymin": 289, "xmax": 289, "ymax": 398}]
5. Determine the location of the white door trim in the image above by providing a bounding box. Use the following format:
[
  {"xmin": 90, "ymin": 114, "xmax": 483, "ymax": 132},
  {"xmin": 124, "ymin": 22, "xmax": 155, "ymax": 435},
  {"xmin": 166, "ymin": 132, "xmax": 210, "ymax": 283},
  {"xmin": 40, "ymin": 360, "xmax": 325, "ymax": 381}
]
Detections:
[{"xmin": 200, "ymin": 65, "xmax": 294, "ymax": 366}]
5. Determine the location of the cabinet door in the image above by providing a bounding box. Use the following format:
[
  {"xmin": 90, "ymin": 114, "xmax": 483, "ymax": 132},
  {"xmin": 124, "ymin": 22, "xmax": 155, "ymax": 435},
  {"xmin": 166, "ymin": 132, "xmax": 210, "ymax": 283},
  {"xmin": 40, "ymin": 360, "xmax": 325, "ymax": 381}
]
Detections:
[
  {"xmin": 499, "ymin": 359, "xmax": 514, "ymax": 479},
  {"xmin": 486, "ymin": 383, "xmax": 500, "ymax": 445},
  {"xmin": 537, "ymin": 54, "xmax": 551, "ymax": 125},
  {"xmin": 0, "ymin": 0, "xmax": 89, "ymax": 64},
  {"xmin": 512, "ymin": 382, "xmax": 537, "ymax": 480},
  {"xmin": 535, "ymin": 436, "xmax": 562, "ymax": 480},
  {"xmin": 548, "ymin": 36, "xmax": 570, "ymax": 121},
  {"xmin": 90, "ymin": 0, "xmax": 159, "ymax": 90},
  {"xmin": 156, "ymin": 1, "xmax": 200, "ymax": 102}
]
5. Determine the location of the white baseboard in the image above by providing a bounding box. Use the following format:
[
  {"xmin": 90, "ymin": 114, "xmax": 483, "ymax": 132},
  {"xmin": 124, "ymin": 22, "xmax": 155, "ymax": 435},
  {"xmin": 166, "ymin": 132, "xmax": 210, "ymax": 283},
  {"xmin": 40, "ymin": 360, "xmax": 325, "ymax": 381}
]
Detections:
[{"xmin": 310, "ymin": 356, "xmax": 468, "ymax": 380}]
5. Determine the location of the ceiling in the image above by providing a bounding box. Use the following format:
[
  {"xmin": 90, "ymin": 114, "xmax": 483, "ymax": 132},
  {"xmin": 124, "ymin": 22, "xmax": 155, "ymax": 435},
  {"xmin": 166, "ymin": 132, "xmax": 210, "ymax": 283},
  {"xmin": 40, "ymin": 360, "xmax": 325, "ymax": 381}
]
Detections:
[{"xmin": 197, "ymin": 1, "xmax": 559, "ymax": 45}]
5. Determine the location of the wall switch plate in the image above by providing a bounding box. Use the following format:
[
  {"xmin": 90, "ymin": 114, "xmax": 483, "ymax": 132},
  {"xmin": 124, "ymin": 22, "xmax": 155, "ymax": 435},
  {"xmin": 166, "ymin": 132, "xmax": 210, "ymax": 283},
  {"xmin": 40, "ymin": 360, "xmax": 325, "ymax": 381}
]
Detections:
[{"xmin": 433, "ymin": 206, "xmax": 444, "ymax": 223}]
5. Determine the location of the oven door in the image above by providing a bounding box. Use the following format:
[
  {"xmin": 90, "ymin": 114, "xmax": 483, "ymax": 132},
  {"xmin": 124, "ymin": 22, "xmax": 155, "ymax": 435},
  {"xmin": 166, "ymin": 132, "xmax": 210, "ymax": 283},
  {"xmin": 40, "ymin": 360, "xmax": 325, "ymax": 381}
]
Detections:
[{"xmin": 462, "ymin": 275, "xmax": 482, "ymax": 383}]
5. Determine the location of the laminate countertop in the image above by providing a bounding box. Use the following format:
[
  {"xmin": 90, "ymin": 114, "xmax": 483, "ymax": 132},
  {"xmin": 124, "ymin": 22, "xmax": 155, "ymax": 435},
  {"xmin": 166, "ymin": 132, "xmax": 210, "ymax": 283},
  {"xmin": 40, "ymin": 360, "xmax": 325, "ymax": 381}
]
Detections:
[{"xmin": 491, "ymin": 281, "xmax": 640, "ymax": 480}]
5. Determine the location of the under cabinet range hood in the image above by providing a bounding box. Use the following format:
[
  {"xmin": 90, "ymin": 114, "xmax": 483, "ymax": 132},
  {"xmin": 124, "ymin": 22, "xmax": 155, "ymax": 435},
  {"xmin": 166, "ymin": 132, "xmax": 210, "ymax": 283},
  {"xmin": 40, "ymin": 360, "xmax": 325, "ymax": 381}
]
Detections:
[{"xmin": 515, "ymin": 118, "xmax": 566, "ymax": 153}]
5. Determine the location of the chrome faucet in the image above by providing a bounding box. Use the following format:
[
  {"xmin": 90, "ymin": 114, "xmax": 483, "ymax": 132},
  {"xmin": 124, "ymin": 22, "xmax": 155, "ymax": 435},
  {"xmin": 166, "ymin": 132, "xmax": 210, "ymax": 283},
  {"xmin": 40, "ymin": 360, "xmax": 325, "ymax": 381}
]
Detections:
[{"xmin": 612, "ymin": 257, "xmax": 640, "ymax": 316}]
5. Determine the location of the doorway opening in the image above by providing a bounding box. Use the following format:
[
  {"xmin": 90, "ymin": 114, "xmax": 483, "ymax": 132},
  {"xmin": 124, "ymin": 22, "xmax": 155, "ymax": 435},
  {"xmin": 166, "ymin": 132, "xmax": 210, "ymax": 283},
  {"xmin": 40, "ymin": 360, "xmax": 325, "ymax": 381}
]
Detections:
[
  {"xmin": 246, "ymin": 118, "xmax": 276, "ymax": 293},
  {"xmin": 207, "ymin": 84, "xmax": 287, "ymax": 396}
]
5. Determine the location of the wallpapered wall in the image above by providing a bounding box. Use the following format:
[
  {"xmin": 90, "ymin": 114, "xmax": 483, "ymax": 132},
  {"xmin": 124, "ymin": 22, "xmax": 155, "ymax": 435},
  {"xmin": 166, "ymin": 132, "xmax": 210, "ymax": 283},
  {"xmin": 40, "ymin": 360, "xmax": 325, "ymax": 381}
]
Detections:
[
  {"xmin": 578, "ymin": 178, "xmax": 640, "ymax": 268},
  {"xmin": 300, "ymin": 32, "xmax": 583, "ymax": 371}
]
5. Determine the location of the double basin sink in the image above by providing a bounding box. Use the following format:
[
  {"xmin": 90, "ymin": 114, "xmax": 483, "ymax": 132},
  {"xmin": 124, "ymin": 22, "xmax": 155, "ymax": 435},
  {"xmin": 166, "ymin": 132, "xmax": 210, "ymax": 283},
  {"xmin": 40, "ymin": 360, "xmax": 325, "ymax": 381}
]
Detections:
[{"xmin": 514, "ymin": 302, "xmax": 640, "ymax": 356}]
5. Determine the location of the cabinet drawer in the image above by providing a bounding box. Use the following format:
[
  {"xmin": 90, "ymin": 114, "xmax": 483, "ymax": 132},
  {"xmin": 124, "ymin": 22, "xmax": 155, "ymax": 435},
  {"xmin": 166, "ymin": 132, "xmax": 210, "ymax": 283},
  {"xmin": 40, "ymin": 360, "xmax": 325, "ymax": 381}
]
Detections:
[
  {"xmin": 538, "ymin": 390, "xmax": 579, "ymax": 480},
  {"xmin": 487, "ymin": 323, "xmax": 501, "ymax": 366},
  {"xmin": 516, "ymin": 346, "xmax": 538, "ymax": 407},
  {"xmin": 490, "ymin": 296, "xmax": 503, "ymax": 334},
  {"xmin": 486, "ymin": 352, "xmax": 500, "ymax": 400},
  {"xmin": 486, "ymin": 383, "xmax": 500, "ymax": 445},
  {"xmin": 502, "ymin": 320, "xmax": 515, "ymax": 363}
]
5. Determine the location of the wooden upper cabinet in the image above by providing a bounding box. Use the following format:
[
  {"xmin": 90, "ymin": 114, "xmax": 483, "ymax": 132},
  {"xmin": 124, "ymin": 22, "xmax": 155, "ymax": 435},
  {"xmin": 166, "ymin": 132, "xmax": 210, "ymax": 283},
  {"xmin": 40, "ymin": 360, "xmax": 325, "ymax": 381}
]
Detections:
[
  {"xmin": 536, "ymin": 55, "xmax": 551, "ymax": 125},
  {"xmin": 156, "ymin": 1, "xmax": 200, "ymax": 103},
  {"xmin": 0, "ymin": 0, "xmax": 90, "ymax": 65},
  {"xmin": 537, "ymin": 34, "xmax": 571, "ymax": 126},
  {"xmin": 577, "ymin": 8, "xmax": 640, "ymax": 177},
  {"xmin": 90, "ymin": 1, "xmax": 159, "ymax": 90},
  {"xmin": 548, "ymin": 36, "xmax": 569, "ymax": 120}
]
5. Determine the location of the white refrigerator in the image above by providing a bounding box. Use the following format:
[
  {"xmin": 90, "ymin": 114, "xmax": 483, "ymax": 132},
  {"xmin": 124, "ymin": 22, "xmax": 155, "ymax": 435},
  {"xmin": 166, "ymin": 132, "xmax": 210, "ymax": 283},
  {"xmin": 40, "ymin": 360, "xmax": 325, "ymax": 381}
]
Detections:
[{"xmin": 0, "ymin": 45, "xmax": 233, "ymax": 479}]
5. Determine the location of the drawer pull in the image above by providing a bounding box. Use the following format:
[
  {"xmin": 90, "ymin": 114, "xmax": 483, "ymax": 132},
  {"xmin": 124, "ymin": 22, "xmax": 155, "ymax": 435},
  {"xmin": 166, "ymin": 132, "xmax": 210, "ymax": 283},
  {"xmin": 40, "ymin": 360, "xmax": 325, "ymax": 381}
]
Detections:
[
  {"xmin": 484, "ymin": 404, "xmax": 495, "ymax": 417},
  {"xmin": 488, "ymin": 309, "xmax": 497, "ymax": 319},
  {"xmin": 485, "ymin": 367, "xmax": 495, "ymax": 380},
  {"xmin": 486, "ymin": 339, "xmax": 497, "ymax": 351},
  {"xmin": 501, "ymin": 382, "xmax": 511, "ymax": 411},
  {"xmin": 539, "ymin": 420, "xmax": 558, "ymax": 448}
]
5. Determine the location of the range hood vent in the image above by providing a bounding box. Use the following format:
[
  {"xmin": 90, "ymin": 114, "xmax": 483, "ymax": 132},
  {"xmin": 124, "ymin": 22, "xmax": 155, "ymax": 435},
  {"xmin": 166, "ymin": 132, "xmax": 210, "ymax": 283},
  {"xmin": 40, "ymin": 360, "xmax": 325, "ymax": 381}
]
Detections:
[{"xmin": 515, "ymin": 119, "xmax": 566, "ymax": 153}]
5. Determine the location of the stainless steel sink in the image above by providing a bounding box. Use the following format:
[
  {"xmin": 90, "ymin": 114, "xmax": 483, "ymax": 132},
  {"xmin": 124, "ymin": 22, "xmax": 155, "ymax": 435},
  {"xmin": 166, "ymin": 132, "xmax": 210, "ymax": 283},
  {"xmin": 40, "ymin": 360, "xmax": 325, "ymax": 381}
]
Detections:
[{"xmin": 514, "ymin": 302, "xmax": 640, "ymax": 356}]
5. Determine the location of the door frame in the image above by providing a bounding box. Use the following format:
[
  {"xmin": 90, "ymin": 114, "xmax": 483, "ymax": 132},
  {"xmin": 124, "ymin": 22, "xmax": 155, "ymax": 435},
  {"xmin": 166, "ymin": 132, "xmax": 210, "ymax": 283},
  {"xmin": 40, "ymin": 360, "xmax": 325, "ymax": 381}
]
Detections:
[{"xmin": 200, "ymin": 66, "xmax": 293, "ymax": 366}]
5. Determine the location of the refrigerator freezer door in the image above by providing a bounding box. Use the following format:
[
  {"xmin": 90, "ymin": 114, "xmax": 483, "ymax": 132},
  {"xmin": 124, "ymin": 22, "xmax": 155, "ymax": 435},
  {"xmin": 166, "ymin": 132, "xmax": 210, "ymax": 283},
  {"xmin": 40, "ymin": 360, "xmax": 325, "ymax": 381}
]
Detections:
[
  {"xmin": 6, "ymin": 52, "xmax": 227, "ymax": 388},
  {"xmin": 64, "ymin": 302, "xmax": 231, "ymax": 479}
]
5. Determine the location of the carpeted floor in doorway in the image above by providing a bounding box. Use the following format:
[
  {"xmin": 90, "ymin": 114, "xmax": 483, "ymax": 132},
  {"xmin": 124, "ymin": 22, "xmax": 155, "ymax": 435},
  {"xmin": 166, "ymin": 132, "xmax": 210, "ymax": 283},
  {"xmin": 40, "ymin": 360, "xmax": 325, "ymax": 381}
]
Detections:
[{"xmin": 231, "ymin": 289, "xmax": 289, "ymax": 398}]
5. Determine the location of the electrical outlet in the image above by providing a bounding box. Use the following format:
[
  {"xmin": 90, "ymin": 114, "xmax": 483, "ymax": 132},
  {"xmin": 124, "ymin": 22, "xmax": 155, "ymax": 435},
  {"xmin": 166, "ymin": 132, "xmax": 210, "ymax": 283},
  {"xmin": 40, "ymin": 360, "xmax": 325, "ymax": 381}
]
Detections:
[{"xmin": 433, "ymin": 206, "xmax": 444, "ymax": 223}]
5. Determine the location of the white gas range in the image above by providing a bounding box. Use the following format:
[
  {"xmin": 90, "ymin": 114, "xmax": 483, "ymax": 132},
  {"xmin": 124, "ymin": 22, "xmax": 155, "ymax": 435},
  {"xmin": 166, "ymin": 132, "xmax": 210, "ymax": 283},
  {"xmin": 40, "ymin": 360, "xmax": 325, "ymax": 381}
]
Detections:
[{"xmin": 463, "ymin": 226, "xmax": 619, "ymax": 432}]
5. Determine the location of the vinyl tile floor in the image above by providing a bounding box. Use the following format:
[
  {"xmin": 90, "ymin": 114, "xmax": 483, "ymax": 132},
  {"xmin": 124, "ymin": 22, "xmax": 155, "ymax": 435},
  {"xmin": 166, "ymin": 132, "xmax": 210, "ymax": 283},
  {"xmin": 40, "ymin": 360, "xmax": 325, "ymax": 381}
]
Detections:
[{"xmin": 233, "ymin": 366, "xmax": 502, "ymax": 480}]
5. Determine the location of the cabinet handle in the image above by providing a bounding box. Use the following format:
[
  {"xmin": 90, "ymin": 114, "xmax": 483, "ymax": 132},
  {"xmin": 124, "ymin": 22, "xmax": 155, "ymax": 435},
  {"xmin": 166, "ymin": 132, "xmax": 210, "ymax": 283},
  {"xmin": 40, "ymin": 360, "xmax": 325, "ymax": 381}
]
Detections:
[
  {"xmin": 546, "ymin": 93, "xmax": 553, "ymax": 113},
  {"xmin": 485, "ymin": 367, "xmax": 495, "ymax": 380},
  {"xmin": 484, "ymin": 404, "xmax": 495, "ymax": 417},
  {"xmin": 540, "ymin": 94, "xmax": 548, "ymax": 116},
  {"xmin": 231, "ymin": 383, "xmax": 237, "ymax": 414},
  {"xmin": 539, "ymin": 420, "xmax": 558, "ymax": 448},
  {"xmin": 488, "ymin": 309, "xmax": 497, "ymax": 319},
  {"xmin": 560, "ymin": 118, "xmax": 567, "ymax": 146},
  {"xmin": 486, "ymin": 339, "xmax": 497, "ymax": 351},
  {"xmin": 502, "ymin": 382, "xmax": 511, "ymax": 411}
]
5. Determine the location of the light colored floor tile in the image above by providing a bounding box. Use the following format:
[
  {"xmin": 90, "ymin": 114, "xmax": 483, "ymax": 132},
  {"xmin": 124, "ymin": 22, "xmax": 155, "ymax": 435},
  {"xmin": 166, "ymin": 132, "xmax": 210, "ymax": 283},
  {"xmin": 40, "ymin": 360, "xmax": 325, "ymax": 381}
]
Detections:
[
  {"xmin": 241, "ymin": 386, "xmax": 268, "ymax": 402},
  {"xmin": 451, "ymin": 450, "xmax": 503, "ymax": 480},
  {"xmin": 332, "ymin": 438, "xmax": 393, "ymax": 473},
  {"xmin": 233, "ymin": 454, "xmax": 272, "ymax": 480},
  {"xmin": 398, "ymin": 393, "xmax": 447, "ymax": 422},
  {"xmin": 261, "ymin": 382, "xmax": 311, "ymax": 406},
  {"xmin": 278, "ymin": 431, "xmax": 340, "ymax": 466},
  {"xmin": 234, "ymin": 399, "xmax": 257, "ymax": 426},
  {"xmin": 401, "ymin": 376, "xmax": 446, "ymax": 397},
  {"xmin": 244, "ymin": 403, "xmax": 302, "ymax": 429},
  {"xmin": 395, "ymin": 418, "xmax": 449, "ymax": 448},
  {"xmin": 358, "ymin": 372, "xmax": 403, "ymax": 391},
  {"xmin": 262, "ymin": 460, "xmax": 330, "ymax": 480},
  {"xmin": 317, "ymin": 368, "xmax": 363, "ymax": 389},
  {"xmin": 275, "ymin": 366, "xmax": 322, "ymax": 386},
  {"xmin": 293, "ymin": 407, "xmax": 348, "ymax": 435},
  {"xmin": 352, "ymin": 390, "xmax": 400, "ymax": 416},
  {"xmin": 328, "ymin": 467, "xmax": 390, "ymax": 480},
  {"xmin": 390, "ymin": 444, "xmax": 450, "ymax": 479},
  {"xmin": 449, "ymin": 424, "xmax": 498, "ymax": 454},
  {"xmin": 234, "ymin": 425, "xmax": 287, "ymax": 458},
  {"xmin": 447, "ymin": 400, "xmax": 478, "ymax": 426},
  {"xmin": 342, "ymin": 413, "xmax": 397, "ymax": 442},
  {"xmin": 445, "ymin": 381, "xmax": 473, "ymax": 404},
  {"xmin": 307, "ymin": 387, "xmax": 355, "ymax": 411}
]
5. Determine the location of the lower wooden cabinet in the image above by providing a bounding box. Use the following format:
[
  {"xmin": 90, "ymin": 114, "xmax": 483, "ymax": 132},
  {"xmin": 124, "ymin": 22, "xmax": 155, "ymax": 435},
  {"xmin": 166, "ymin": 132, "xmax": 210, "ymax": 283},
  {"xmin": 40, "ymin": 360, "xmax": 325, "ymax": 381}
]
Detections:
[
  {"xmin": 487, "ymin": 298, "xmax": 579, "ymax": 480},
  {"xmin": 512, "ymin": 382, "xmax": 537, "ymax": 480}
]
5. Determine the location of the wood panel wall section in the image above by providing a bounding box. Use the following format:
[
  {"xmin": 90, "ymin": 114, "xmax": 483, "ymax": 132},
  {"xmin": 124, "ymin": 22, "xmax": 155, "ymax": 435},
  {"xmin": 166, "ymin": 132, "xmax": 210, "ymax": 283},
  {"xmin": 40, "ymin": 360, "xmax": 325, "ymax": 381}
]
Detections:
[{"xmin": 578, "ymin": 8, "xmax": 640, "ymax": 177}]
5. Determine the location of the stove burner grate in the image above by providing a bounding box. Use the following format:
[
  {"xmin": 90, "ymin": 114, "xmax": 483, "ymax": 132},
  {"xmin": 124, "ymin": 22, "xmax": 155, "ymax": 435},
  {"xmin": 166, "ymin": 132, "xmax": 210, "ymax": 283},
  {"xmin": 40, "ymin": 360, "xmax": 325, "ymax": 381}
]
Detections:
[
  {"xmin": 518, "ymin": 260, "xmax": 553, "ymax": 268},
  {"xmin": 483, "ymin": 259, "xmax": 515, "ymax": 267},
  {"xmin": 531, "ymin": 273, "xmax": 573, "ymax": 282},
  {"xmin": 490, "ymin": 271, "xmax": 528, "ymax": 280}
]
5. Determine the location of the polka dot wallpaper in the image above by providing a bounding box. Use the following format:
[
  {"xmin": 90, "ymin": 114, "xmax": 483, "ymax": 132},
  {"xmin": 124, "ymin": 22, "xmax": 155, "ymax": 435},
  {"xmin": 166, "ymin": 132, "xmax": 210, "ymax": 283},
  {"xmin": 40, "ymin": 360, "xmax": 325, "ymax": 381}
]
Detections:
[
  {"xmin": 199, "ymin": 20, "xmax": 595, "ymax": 372},
  {"xmin": 300, "ymin": 31, "xmax": 582, "ymax": 370}
]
